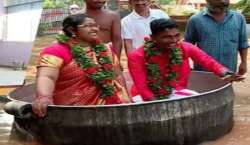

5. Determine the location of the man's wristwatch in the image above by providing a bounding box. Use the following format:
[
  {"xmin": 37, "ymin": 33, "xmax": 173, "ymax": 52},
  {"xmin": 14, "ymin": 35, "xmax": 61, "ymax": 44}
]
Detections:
[{"xmin": 222, "ymin": 71, "xmax": 235, "ymax": 77}]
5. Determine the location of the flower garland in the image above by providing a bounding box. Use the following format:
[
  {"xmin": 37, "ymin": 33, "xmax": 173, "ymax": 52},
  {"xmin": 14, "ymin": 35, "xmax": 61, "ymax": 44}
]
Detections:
[
  {"xmin": 56, "ymin": 33, "xmax": 115, "ymax": 98},
  {"xmin": 144, "ymin": 37, "xmax": 183, "ymax": 99}
]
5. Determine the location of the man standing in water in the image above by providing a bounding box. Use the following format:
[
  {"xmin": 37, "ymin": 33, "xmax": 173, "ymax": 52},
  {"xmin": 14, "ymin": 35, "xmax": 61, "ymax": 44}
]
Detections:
[
  {"xmin": 83, "ymin": 0, "xmax": 123, "ymax": 58},
  {"xmin": 185, "ymin": 0, "xmax": 249, "ymax": 74}
]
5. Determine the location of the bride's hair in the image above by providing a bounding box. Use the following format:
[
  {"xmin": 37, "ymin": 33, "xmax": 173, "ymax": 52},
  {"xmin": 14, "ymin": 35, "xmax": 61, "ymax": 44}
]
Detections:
[{"xmin": 62, "ymin": 13, "xmax": 88, "ymax": 37}]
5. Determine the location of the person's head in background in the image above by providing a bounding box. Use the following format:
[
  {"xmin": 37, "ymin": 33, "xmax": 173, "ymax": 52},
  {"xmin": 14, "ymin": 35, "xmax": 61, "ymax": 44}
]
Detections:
[
  {"xmin": 84, "ymin": 0, "xmax": 106, "ymax": 10},
  {"xmin": 69, "ymin": 4, "xmax": 81, "ymax": 14},
  {"xmin": 129, "ymin": 0, "xmax": 150, "ymax": 14},
  {"xmin": 62, "ymin": 13, "xmax": 100, "ymax": 44},
  {"xmin": 150, "ymin": 18, "xmax": 180, "ymax": 51},
  {"xmin": 206, "ymin": 0, "xmax": 230, "ymax": 14},
  {"xmin": 149, "ymin": 0, "xmax": 161, "ymax": 9}
]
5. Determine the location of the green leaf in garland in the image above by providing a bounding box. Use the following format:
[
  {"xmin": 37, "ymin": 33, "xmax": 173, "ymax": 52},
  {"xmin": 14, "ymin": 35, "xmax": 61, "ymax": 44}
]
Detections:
[
  {"xmin": 146, "ymin": 63, "xmax": 160, "ymax": 76},
  {"xmin": 167, "ymin": 72, "xmax": 177, "ymax": 80},
  {"xmin": 91, "ymin": 70, "xmax": 114, "ymax": 82},
  {"xmin": 145, "ymin": 48, "xmax": 159, "ymax": 57},
  {"xmin": 99, "ymin": 56, "xmax": 112, "ymax": 64},
  {"xmin": 164, "ymin": 86, "xmax": 172, "ymax": 93},
  {"xmin": 144, "ymin": 38, "xmax": 183, "ymax": 99},
  {"xmin": 71, "ymin": 45, "xmax": 96, "ymax": 68},
  {"xmin": 149, "ymin": 80, "xmax": 161, "ymax": 91},
  {"xmin": 100, "ymin": 85, "xmax": 114, "ymax": 98},
  {"xmin": 56, "ymin": 33, "xmax": 116, "ymax": 98},
  {"xmin": 56, "ymin": 33, "xmax": 70, "ymax": 43},
  {"xmin": 93, "ymin": 44, "xmax": 106, "ymax": 52},
  {"xmin": 170, "ymin": 48, "xmax": 182, "ymax": 65},
  {"xmin": 144, "ymin": 41, "xmax": 160, "ymax": 57},
  {"xmin": 158, "ymin": 95, "xmax": 169, "ymax": 100},
  {"xmin": 91, "ymin": 72, "xmax": 107, "ymax": 82}
]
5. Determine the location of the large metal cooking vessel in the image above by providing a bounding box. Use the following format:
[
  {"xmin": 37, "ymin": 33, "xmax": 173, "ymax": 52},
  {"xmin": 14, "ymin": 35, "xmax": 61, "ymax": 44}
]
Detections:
[{"xmin": 4, "ymin": 71, "xmax": 235, "ymax": 145}]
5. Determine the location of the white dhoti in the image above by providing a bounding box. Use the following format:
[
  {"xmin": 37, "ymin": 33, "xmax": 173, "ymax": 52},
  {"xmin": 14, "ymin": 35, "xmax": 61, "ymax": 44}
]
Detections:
[{"xmin": 132, "ymin": 89, "xmax": 200, "ymax": 103}]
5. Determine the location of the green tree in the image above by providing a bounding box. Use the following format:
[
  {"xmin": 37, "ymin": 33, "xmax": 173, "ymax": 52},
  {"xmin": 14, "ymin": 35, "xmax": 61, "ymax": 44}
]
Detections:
[
  {"xmin": 43, "ymin": 0, "xmax": 84, "ymax": 9},
  {"xmin": 43, "ymin": 0, "xmax": 55, "ymax": 8},
  {"xmin": 232, "ymin": 0, "xmax": 250, "ymax": 16},
  {"xmin": 156, "ymin": 0, "xmax": 175, "ymax": 5}
]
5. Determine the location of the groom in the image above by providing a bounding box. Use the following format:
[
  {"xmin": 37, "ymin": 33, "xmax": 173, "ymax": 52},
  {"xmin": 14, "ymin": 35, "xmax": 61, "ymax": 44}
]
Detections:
[{"xmin": 128, "ymin": 18, "xmax": 244, "ymax": 102}]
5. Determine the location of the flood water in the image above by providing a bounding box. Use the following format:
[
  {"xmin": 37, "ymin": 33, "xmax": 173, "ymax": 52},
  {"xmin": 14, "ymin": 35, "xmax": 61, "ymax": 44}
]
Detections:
[{"xmin": 0, "ymin": 103, "xmax": 14, "ymax": 145}]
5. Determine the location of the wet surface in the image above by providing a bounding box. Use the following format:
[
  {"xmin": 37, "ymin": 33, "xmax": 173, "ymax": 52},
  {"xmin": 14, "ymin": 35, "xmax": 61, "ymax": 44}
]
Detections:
[{"xmin": 0, "ymin": 103, "xmax": 14, "ymax": 145}]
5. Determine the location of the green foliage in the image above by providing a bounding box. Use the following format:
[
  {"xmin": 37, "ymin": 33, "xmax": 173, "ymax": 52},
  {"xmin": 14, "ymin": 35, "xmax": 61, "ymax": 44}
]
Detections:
[
  {"xmin": 37, "ymin": 23, "xmax": 49, "ymax": 36},
  {"xmin": 71, "ymin": 45, "xmax": 96, "ymax": 68},
  {"xmin": 57, "ymin": 33, "xmax": 115, "ymax": 98},
  {"xmin": 156, "ymin": 0, "xmax": 175, "ymax": 5},
  {"xmin": 146, "ymin": 63, "xmax": 160, "ymax": 77},
  {"xmin": 144, "ymin": 40, "xmax": 158, "ymax": 56},
  {"xmin": 99, "ymin": 57, "xmax": 112, "ymax": 64},
  {"xmin": 170, "ymin": 48, "xmax": 183, "ymax": 64},
  {"xmin": 43, "ymin": 0, "xmax": 64, "ymax": 8},
  {"xmin": 166, "ymin": 72, "xmax": 177, "ymax": 80},
  {"xmin": 144, "ymin": 38, "xmax": 183, "ymax": 99},
  {"xmin": 148, "ymin": 81, "xmax": 161, "ymax": 90},
  {"xmin": 43, "ymin": 0, "xmax": 84, "ymax": 9},
  {"xmin": 93, "ymin": 44, "xmax": 106, "ymax": 52},
  {"xmin": 92, "ymin": 71, "xmax": 114, "ymax": 82},
  {"xmin": 101, "ymin": 85, "xmax": 114, "ymax": 98},
  {"xmin": 231, "ymin": 0, "xmax": 250, "ymax": 16}
]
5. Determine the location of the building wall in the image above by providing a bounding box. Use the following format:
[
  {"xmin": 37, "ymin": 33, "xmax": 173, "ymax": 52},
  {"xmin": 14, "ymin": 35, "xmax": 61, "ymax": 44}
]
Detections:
[
  {"xmin": 5, "ymin": 1, "xmax": 42, "ymax": 42},
  {"xmin": 0, "ymin": 0, "xmax": 42, "ymax": 67},
  {"xmin": 0, "ymin": 42, "xmax": 34, "ymax": 67},
  {"xmin": 4, "ymin": 0, "xmax": 42, "ymax": 7},
  {"xmin": 0, "ymin": 0, "xmax": 5, "ymax": 41},
  {"xmin": 0, "ymin": 0, "xmax": 4, "ymax": 14}
]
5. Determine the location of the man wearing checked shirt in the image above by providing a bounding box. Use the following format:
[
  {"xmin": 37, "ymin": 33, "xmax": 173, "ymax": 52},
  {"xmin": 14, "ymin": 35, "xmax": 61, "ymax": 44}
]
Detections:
[{"xmin": 184, "ymin": 0, "xmax": 249, "ymax": 75}]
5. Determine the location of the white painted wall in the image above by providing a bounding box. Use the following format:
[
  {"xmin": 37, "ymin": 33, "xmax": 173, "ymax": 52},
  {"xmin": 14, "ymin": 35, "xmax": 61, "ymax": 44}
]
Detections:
[
  {"xmin": 0, "ymin": 1, "xmax": 42, "ymax": 67},
  {"xmin": 5, "ymin": 2, "xmax": 42, "ymax": 41},
  {"xmin": 0, "ymin": 16, "xmax": 3, "ymax": 41},
  {"xmin": 0, "ymin": 0, "xmax": 5, "ymax": 41},
  {"xmin": 0, "ymin": 0, "xmax": 4, "ymax": 14},
  {"xmin": 0, "ymin": 41, "xmax": 33, "ymax": 67}
]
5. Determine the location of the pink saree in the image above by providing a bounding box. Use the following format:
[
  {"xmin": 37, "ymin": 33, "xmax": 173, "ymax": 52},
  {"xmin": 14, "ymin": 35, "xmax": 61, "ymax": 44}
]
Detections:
[{"xmin": 38, "ymin": 43, "xmax": 131, "ymax": 105}]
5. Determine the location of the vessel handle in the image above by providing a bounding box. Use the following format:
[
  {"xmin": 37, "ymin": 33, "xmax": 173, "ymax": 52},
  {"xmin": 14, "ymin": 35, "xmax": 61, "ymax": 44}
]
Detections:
[{"xmin": 4, "ymin": 101, "xmax": 33, "ymax": 119}]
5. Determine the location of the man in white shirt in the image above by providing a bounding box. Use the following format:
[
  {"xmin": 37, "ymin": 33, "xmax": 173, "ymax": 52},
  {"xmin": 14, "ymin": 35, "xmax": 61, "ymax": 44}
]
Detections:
[
  {"xmin": 69, "ymin": 4, "xmax": 81, "ymax": 14},
  {"xmin": 121, "ymin": 0, "xmax": 169, "ymax": 53}
]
